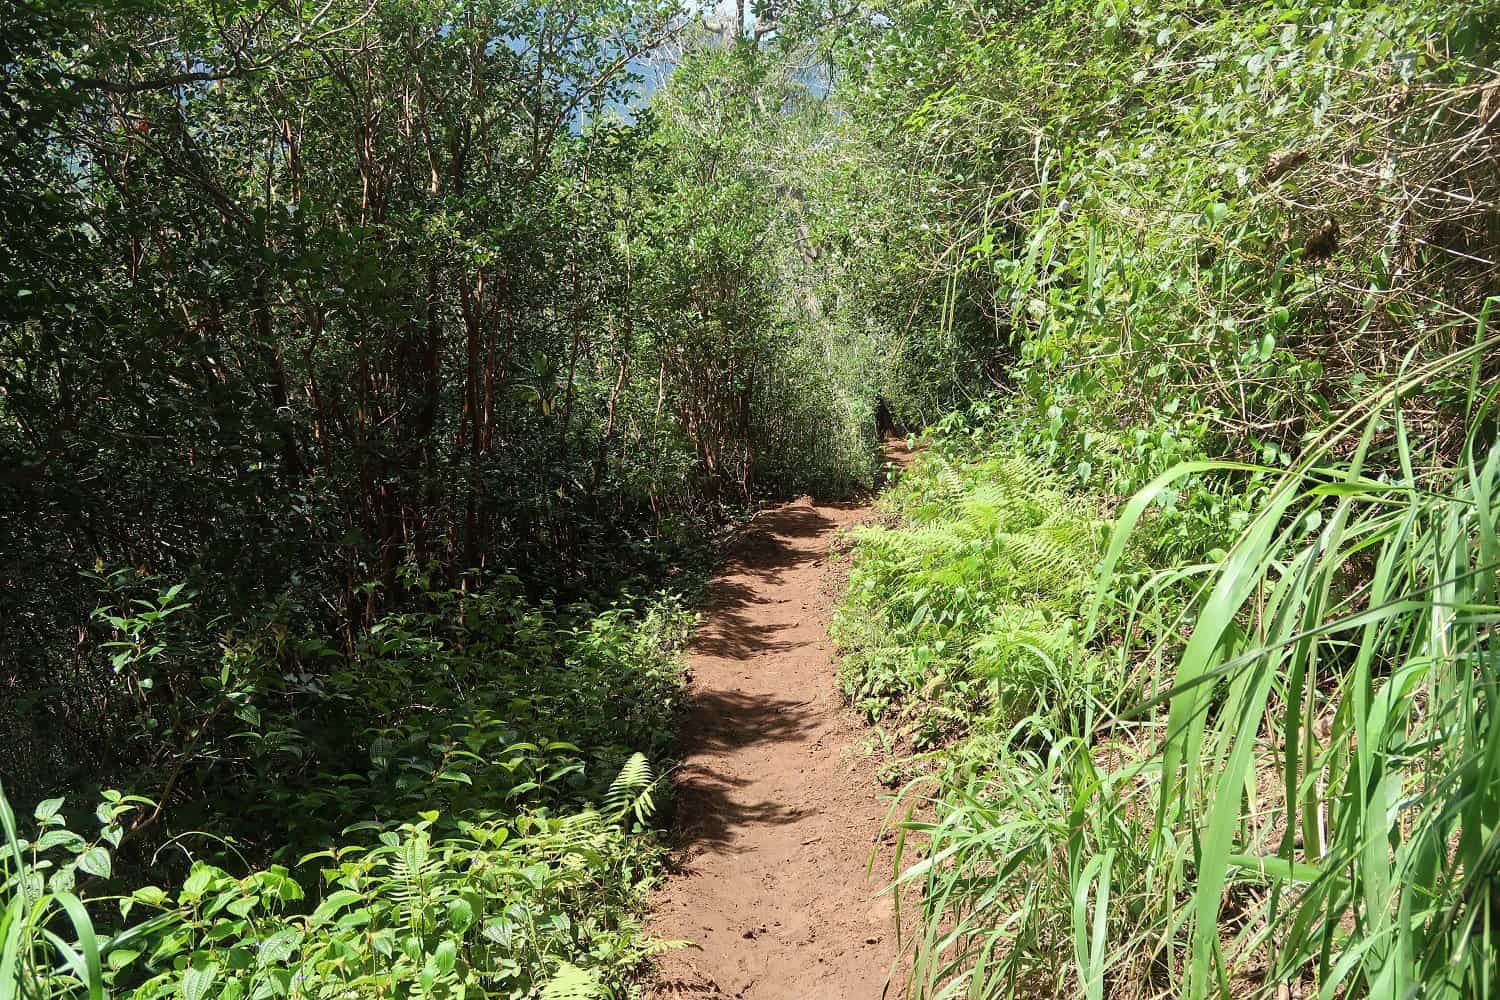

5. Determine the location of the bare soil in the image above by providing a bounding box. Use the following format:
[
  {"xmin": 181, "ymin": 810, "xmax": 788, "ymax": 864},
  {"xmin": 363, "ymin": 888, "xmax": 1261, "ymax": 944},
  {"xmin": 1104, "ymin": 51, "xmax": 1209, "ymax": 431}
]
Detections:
[{"xmin": 645, "ymin": 446, "xmax": 914, "ymax": 1000}]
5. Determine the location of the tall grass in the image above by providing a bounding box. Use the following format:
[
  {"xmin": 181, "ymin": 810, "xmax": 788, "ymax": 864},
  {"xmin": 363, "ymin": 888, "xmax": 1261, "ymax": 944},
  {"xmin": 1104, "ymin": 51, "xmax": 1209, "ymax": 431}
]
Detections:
[
  {"xmin": 1109, "ymin": 329, "xmax": 1500, "ymax": 997},
  {"xmin": 878, "ymin": 324, "xmax": 1500, "ymax": 998},
  {"xmin": 1, "ymin": 782, "xmax": 106, "ymax": 1000}
]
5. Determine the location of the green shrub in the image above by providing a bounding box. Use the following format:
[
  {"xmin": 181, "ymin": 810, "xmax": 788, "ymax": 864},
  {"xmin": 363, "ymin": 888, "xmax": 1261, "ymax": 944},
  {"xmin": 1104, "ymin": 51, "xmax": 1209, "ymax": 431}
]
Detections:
[
  {"xmin": 2, "ymin": 584, "xmax": 694, "ymax": 1000},
  {"xmin": 834, "ymin": 446, "xmax": 1108, "ymax": 743},
  {"xmin": 4, "ymin": 768, "xmax": 667, "ymax": 1000},
  {"xmin": 871, "ymin": 332, "xmax": 1499, "ymax": 999}
]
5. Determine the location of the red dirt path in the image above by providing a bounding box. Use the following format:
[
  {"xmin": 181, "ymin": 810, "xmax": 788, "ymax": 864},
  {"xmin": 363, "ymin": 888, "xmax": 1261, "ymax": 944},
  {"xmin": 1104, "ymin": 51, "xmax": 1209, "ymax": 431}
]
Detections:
[{"xmin": 646, "ymin": 444, "xmax": 914, "ymax": 1000}]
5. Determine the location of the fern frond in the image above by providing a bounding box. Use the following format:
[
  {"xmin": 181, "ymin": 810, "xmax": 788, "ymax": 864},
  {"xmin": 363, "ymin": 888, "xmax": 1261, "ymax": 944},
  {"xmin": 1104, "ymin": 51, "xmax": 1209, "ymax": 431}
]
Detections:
[
  {"xmin": 539, "ymin": 962, "xmax": 606, "ymax": 1000},
  {"xmin": 603, "ymin": 752, "xmax": 657, "ymax": 824},
  {"xmin": 636, "ymin": 938, "xmax": 693, "ymax": 958}
]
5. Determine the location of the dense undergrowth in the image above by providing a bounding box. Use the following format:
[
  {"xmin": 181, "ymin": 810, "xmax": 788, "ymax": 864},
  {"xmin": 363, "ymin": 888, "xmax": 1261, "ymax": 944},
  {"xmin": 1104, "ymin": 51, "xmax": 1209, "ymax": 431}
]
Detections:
[
  {"xmin": 823, "ymin": 0, "xmax": 1500, "ymax": 994},
  {"xmin": 842, "ymin": 362, "xmax": 1499, "ymax": 997},
  {"xmin": 838, "ymin": 415, "xmax": 1265, "ymax": 995},
  {"xmin": 3, "ymin": 585, "xmax": 693, "ymax": 999},
  {"xmin": 2, "ymin": 3, "xmax": 877, "ymax": 998},
  {"xmin": 834, "ymin": 445, "xmax": 1106, "ymax": 746},
  {"xmin": 6, "ymin": 0, "xmax": 1499, "ymax": 995}
]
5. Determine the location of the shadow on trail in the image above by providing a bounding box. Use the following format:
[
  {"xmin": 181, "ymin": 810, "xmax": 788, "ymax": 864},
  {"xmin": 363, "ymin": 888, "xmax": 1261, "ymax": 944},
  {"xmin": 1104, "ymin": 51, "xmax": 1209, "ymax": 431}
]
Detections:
[
  {"xmin": 667, "ymin": 685, "xmax": 822, "ymax": 855},
  {"xmin": 690, "ymin": 591, "xmax": 804, "ymax": 659},
  {"xmin": 663, "ymin": 499, "xmax": 859, "ymax": 856},
  {"xmin": 679, "ymin": 687, "xmax": 818, "ymax": 753},
  {"xmin": 645, "ymin": 484, "xmax": 911, "ymax": 1000},
  {"xmin": 725, "ymin": 504, "xmax": 833, "ymax": 572},
  {"xmin": 650, "ymin": 981, "xmax": 719, "ymax": 997},
  {"xmin": 687, "ymin": 504, "xmax": 836, "ymax": 660}
]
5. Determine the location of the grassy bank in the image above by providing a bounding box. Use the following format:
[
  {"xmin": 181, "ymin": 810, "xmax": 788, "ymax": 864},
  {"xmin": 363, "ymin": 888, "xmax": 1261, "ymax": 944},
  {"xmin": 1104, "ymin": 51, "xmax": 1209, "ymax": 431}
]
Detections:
[{"xmin": 839, "ymin": 347, "xmax": 1499, "ymax": 997}]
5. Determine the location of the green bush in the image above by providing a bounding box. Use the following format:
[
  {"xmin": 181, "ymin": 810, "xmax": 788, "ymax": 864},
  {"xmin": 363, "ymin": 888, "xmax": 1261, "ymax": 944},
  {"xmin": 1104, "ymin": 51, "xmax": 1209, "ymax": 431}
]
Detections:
[
  {"xmin": 2, "ymin": 585, "xmax": 693, "ymax": 1000},
  {"xmin": 834, "ymin": 442, "xmax": 1109, "ymax": 743}
]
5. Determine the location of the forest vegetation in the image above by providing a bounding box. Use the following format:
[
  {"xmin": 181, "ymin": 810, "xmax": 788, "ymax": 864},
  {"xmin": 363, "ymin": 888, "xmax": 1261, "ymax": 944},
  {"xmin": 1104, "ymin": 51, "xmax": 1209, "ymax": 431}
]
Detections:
[{"xmin": 2, "ymin": 0, "xmax": 1498, "ymax": 997}]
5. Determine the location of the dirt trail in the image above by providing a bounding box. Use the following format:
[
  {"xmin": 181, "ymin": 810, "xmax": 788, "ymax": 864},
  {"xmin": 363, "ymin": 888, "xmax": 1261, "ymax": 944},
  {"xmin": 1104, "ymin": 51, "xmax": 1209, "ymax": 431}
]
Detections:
[{"xmin": 646, "ymin": 446, "xmax": 913, "ymax": 1000}]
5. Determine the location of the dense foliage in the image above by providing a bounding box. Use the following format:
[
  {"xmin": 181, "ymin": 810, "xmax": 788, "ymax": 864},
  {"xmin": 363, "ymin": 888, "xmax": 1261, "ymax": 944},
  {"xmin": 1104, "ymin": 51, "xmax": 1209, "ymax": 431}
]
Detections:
[
  {"xmin": 1, "ymin": 2, "xmax": 876, "ymax": 996},
  {"xmin": 834, "ymin": 445, "xmax": 1105, "ymax": 745},
  {"xmin": 3, "ymin": 586, "xmax": 691, "ymax": 998},
  {"xmin": 6, "ymin": 0, "xmax": 1499, "ymax": 995},
  {"xmin": 1, "ymin": 0, "xmax": 875, "ymax": 803},
  {"xmin": 824, "ymin": 0, "xmax": 1500, "ymax": 996}
]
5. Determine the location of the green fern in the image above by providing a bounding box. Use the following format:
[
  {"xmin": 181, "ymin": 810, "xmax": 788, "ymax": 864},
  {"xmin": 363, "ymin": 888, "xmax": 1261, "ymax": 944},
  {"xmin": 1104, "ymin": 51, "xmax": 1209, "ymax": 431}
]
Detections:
[
  {"xmin": 384, "ymin": 827, "xmax": 444, "ymax": 929},
  {"xmin": 539, "ymin": 961, "xmax": 606, "ymax": 1000},
  {"xmin": 602, "ymin": 753, "xmax": 657, "ymax": 825},
  {"xmin": 635, "ymin": 937, "xmax": 692, "ymax": 958},
  {"xmin": 834, "ymin": 449, "xmax": 1111, "ymax": 733}
]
